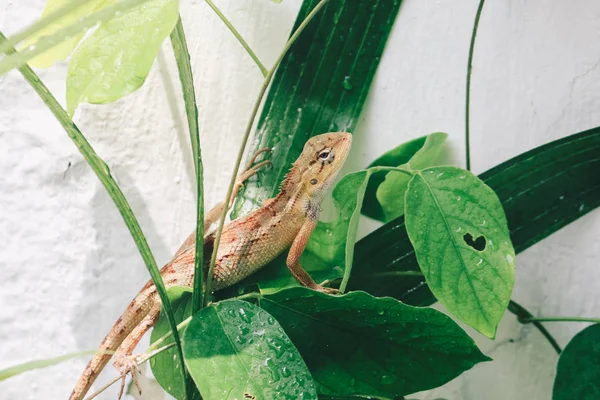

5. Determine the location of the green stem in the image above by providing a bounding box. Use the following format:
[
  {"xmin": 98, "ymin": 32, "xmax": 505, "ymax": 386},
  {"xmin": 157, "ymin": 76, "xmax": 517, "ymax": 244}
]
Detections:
[
  {"xmin": 204, "ymin": 0, "xmax": 268, "ymax": 76},
  {"xmin": 522, "ymin": 316, "xmax": 600, "ymax": 324},
  {"xmin": 465, "ymin": 0, "xmax": 485, "ymax": 171},
  {"xmin": 0, "ymin": 30, "xmax": 188, "ymax": 399},
  {"xmin": 507, "ymin": 300, "xmax": 561, "ymax": 354},
  {"xmin": 170, "ymin": 18, "xmax": 205, "ymax": 314},
  {"xmin": 203, "ymin": 0, "xmax": 329, "ymax": 305}
]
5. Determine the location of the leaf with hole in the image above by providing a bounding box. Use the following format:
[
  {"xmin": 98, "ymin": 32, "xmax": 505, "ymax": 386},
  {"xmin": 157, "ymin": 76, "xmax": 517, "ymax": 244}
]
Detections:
[
  {"xmin": 405, "ymin": 166, "xmax": 515, "ymax": 338},
  {"xmin": 261, "ymin": 288, "xmax": 490, "ymax": 398},
  {"xmin": 553, "ymin": 323, "xmax": 600, "ymax": 400},
  {"xmin": 348, "ymin": 127, "xmax": 600, "ymax": 307},
  {"xmin": 66, "ymin": 0, "xmax": 179, "ymax": 115},
  {"xmin": 183, "ymin": 299, "xmax": 317, "ymax": 400}
]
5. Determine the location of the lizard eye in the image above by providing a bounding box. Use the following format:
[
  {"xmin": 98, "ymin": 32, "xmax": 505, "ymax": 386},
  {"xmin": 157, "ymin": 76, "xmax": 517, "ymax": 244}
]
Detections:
[{"xmin": 317, "ymin": 148, "xmax": 334, "ymax": 162}]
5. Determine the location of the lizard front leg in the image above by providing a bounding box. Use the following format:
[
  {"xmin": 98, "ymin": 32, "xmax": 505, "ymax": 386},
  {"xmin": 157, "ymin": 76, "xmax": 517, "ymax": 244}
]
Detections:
[{"xmin": 286, "ymin": 219, "xmax": 339, "ymax": 294}]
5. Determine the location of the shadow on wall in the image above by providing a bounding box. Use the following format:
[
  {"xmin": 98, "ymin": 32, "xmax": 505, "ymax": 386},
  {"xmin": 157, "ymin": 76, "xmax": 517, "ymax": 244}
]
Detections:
[{"xmin": 68, "ymin": 165, "xmax": 171, "ymax": 397}]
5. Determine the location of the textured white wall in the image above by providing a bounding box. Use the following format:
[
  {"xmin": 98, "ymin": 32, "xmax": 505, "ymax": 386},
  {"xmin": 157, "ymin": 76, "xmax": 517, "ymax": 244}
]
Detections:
[{"xmin": 0, "ymin": 1, "xmax": 598, "ymax": 399}]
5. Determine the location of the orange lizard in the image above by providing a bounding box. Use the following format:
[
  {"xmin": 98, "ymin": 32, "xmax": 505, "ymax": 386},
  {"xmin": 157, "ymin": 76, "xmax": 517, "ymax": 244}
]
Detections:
[{"xmin": 69, "ymin": 132, "xmax": 352, "ymax": 400}]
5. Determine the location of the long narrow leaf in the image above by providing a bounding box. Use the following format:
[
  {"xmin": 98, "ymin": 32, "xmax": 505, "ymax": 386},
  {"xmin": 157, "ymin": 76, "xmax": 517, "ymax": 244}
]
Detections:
[{"xmin": 232, "ymin": 0, "xmax": 403, "ymax": 217}]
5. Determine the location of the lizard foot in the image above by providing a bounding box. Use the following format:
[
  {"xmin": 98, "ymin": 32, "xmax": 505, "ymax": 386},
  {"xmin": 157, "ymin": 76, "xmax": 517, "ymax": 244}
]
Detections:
[
  {"xmin": 112, "ymin": 354, "xmax": 143, "ymax": 400},
  {"xmin": 313, "ymin": 280, "xmax": 340, "ymax": 295}
]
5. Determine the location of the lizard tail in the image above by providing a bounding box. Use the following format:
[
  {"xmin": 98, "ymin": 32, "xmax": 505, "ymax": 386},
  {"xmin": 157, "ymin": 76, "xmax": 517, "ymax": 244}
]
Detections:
[{"xmin": 68, "ymin": 283, "xmax": 158, "ymax": 400}]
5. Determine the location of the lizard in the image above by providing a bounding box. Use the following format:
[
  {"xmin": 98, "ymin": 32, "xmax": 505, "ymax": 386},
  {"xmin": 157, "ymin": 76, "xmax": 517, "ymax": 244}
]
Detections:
[{"xmin": 69, "ymin": 131, "xmax": 352, "ymax": 400}]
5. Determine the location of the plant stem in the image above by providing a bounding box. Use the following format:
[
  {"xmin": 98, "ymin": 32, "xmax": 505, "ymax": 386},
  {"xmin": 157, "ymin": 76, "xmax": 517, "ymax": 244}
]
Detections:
[
  {"xmin": 507, "ymin": 300, "xmax": 561, "ymax": 354},
  {"xmin": 522, "ymin": 316, "xmax": 600, "ymax": 324},
  {"xmin": 170, "ymin": 18, "xmax": 205, "ymax": 314},
  {"xmin": 204, "ymin": 0, "xmax": 268, "ymax": 76},
  {"xmin": 0, "ymin": 29, "xmax": 188, "ymax": 399},
  {"xmin": 465, "ymin": 0, "xmax": 485, "ymax": 171},
  {"xmin": 203, "ymin": 0, "xmax": 329, "ymax": 305}
]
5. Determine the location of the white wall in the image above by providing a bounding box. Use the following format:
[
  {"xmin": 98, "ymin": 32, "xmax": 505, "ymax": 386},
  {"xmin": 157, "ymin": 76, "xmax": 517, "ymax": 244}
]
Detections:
[{"xmin": 0, "ymin": 1, "xmax": 598, "ymax": 399}]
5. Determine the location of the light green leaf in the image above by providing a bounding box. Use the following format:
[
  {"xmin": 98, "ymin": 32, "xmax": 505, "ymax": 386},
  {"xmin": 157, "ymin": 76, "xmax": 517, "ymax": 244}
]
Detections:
[
  {"xmin": 150, "ymin": 286, "xmax": 195, "ymax": 399},
  {"xmin": 0, "ymin": 350, "xmax": 103, "ymax": 381},
  {"xmin": 21, "ymin": 0, "xmax": 109, "ymax": 68},
  {"xmin": 362, "ymin": 133, "xmax": 447, "ymax": 222},
  {"xmin": 66, "ymin": 0, "xmax": 179, "ymax": 115},
  {"xmin": 261, "ymin": 288, "xmax": 490, "ymax": 398},
  {"xmin": 183, "ymin": 299, "xmax": 317, "ymax": 400},
  {"xmin": 377, "ymin": 132, "xmax": 447, "ymax": 222},
  {"xmin": 553, "ymin": 324, "xmax": 600, "ymax": 399},
  {"xmin": 404, "ymin": 166, "xmax": 515, "ymax": 338}
]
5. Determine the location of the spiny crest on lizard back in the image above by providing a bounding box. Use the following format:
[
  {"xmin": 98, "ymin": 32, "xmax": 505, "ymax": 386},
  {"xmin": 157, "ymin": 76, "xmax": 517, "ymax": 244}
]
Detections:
[{"xmin": 281, "ymin": 132, "xmax": 353, "ymax": 195}]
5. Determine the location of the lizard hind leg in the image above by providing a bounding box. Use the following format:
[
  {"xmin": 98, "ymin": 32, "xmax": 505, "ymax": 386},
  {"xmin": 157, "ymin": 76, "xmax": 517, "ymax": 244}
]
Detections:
[{"xmin": 112, "ymin": 302, "xmax": 162, "ymax": 400}]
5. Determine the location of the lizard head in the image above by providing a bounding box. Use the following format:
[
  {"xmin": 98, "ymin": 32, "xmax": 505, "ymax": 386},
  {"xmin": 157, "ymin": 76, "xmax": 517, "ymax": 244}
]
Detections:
[{"xmin": 296, "ymin": 132, "xmax": 353, "ymax": 198}]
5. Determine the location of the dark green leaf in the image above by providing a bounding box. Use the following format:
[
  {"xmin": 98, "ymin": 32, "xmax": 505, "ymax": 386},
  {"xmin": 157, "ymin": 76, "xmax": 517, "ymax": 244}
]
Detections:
[
  {"xmin": 150, "ymin": 286, "xmax": 195, "ymax": 400},
  {"xmin": 233, "ymin": 0, "xmax": 402, "ymax": 217},
  {"xmin": 261, "ymin": 288, "xmax": 490, "ymax": 398},
  {"xmin": 349, "ymin": 128, "xmax": 600, "ymax": 306},
  {"xmin": 553, "ymin": 324, "xmax": 600, "ymax": 400},
  {"xmin": 404, "ymin": 167, "xmax": 515, "ymax": 338},
  {"xmin": 182, "ymin": 299, "xmax": 317, "ymax": 400}
]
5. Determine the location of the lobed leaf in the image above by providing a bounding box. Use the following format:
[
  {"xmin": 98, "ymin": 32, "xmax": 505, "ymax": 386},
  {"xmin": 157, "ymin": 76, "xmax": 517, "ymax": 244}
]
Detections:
[
  {"xmin": 66, "ymin": 0, "xmax": 179, "ymax": 115},
  {"xmin": 182, "ymin": 299, "xmax": 317, "ymax": 400},
  {"xmin": 404, "ymin": 167, "xmax": 515, "ymax": 338},
  {"xmin": 261, "ymin": 288, "xmax": 490, "ymax": 398},
  {"xmin": 553, "ymin": 324, "xmax": 600, "ymax": 400}
]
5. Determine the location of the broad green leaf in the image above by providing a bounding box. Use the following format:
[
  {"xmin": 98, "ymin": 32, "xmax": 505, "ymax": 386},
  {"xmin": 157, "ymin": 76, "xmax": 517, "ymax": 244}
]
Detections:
[
  {"xmin": 349, "ymin": 127, "xmax": 600, "ymax": 306},
  {"xmin": 182, "ymin": 299, "xmax": 317, "ymax": 400},
  {"xmin": 376, "ymin": 132, "xmax": 447, "ymax": 222},
  {"xmin": 553, "ymin": 324, "xmax": 600, "ymax": 400},
  {"xmin": 66, "ymin": 0, "xmax": 179, "ymax": 115},
  {"xmin": 404, "ymin": 167, "xmax": 515, "ymax": 338},
  {"xmin": 150, "ymin": 286, "xmax": 195, "ymax": 399},
  {"xmin": 261, "ymin": 288, "xmax": 490, "ymax": 398},
  {"xmin": 21, "ymin": 0, "xmax": 109, "ymax": 68},
  {"xmin": 0, "ymin": 350, "xmax": 100, "ymax": 380},
  {"xmin": 233, "ymin": 0, "xmax": 402, "ymax": 217}
]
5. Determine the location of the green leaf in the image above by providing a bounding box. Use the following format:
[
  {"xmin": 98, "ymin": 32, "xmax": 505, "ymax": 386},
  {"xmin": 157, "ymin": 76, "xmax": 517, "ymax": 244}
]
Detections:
[
  {"xmin": 232, "ymin": 0, "xmax": 402, "ymax": 217},
  {"xmin": 150, "ymin": 286, "xmax": 195, "ymax": 399},
  {"xmin": 404, "ymin": 167, "xmax": 515, "ymax": 338},
  {"xmin": 553, "ymin": 324, "xmax": 600, "ymax": 400},
  {"xmin": 349, "ymin": 127, "xmax": 600, "ymax": 307},
  {"xmin": 0, "ymin": 350, "xmax": 100, "ymax": 381},
  {"xmin": 66, "ymin": 0, "xmax": 179, "ymax": 115},
  {"xmin": 261, "ymin": 288, "xmax": 490, "ymax": 398},
  {"xmin": 182, "ymin": 299, "xmax": 317, "ymax": 400},
  {"xmin": 20, "ymin": 0, "xmax": 109, "ymax": 68},
  {"xmin": 375, "ymin": 132, "xmax": 447, "ymax": 222}
]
